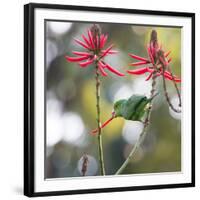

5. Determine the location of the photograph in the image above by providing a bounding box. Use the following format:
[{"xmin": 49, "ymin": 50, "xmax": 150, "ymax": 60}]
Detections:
[
  {"xmin": 24, "ymin": 3, "xmax": 194, "ymax": 196},
  {"xmin": 45, "ymin": 21, "xmax": 182, "ymax": 178}
]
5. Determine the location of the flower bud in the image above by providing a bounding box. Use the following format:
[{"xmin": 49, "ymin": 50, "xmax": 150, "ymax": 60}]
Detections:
[
  {"xmin": 90, "ymin": 24, "xmax": 101, "ymax": 37},
  {"xmin": 150, "ymin": 29, "xmax": 158, "ymax": 44}
]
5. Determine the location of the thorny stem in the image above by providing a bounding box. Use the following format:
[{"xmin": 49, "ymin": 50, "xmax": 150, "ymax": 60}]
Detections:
[
  {"xmin": 115, "ymin": 71, "xmax": 157, "ymax": 175},
  {"xmin": 91, "ymin": 24, "xmax": 106, "ymax": 175},
  {"xmin": 95, "ymin": 63, "xmax": 106, "ymax": 175},
  {"xmin": 162, "ymin": 63, "xmax": 181, "ymax": 113}
]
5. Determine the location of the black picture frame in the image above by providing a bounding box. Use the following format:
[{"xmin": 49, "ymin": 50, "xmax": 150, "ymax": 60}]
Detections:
[{"xmin": 24, "ymin": 3, "xmax": 195, "ymax": 197}]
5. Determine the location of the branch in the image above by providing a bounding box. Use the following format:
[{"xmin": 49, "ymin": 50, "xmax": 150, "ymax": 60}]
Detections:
[
  {"xmin": 95, "ymin": 64, "xmax": 106, "ymax": 175},
  {"xmin": 115, "ymin": 71, "xmax": 157, "ymax": 175},
  {"xmin": 162, "ymin": 64, "xmax": 181, "ymax": 113}
]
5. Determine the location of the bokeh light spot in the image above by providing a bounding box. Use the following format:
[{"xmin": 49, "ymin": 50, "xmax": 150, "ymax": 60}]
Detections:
[
  {"xmin": 77, "ymin": 155, "xmax": 98, "ymax": 176},
  {"xmin": 114, "ymin": 85, "xmax": 133, "ymax": 102},
  {"xmin": 132, "ymin": 77, "xmax": 152, "ymax": 98},
  {"xmin": 122, "ymin": 121, "xmax": 144, "ymax": 145},
  {"xmin": 47, "ymin": 98, "xmax": 63, "ymax": 146},
  {"xmin": 46, "ymin": 40, "xmax": 58, "ymax": 68},
  {"xmin": 48, "ymin": 21, "xmax": 72, "ymax": 35},
  {"xmin": 62, "ymin": 112, "xmax": 85, "ymax": 143},
  {"xmin": 169, "ymin": 96, "xmax": 181, "ymax": 120}
]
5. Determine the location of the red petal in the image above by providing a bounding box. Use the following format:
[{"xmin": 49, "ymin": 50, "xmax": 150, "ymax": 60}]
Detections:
[
  {"xmin": 129, "ymin": 61, "xmax": 149, "ymax": 66},
  {"xmin": 168, "ymin": 57, "xmax": 172, "ymax": 63},
  {"xmin": 99, "ymin": 35, "xmax": 104, "ymax": 48},
  {"xmin": 174, "ymin": 78, "xmax": 181, "ymax": 82},
  {"xmin": 163, "ymin": 72, "xmax": 181, "ymax": 82},
  {"xmin": 98, "ymin": 60, "xmax": 106, "ymax": 68},
  {"xmin": 127, "ymin": 67, "xmax": 148, "ymax": 75},
  {"xmin": 65, "ymin": 55, "xmax": 88, "ymax": 62},
  {"xmin": 98, "ymin": 63, "xmax": 108, "ymax": 76},
  {"xmin": 100, "ymin": 34, "xmax": 108, "ymax": 48},
  {"xmin": 129, "ymin": 53, "xmax": 149, "ymax": 62},
  {"xmin": 163, "ymin": 70, "xmax": 180, "ymax": 79},
  {"xmin": 163, "ymin": 70, "xmax": 172, "ymax": 77},
  {"xmin": 165, "ymin": 51, "xmax": 171, "ymax": 57},
  {"xmin": 79, "ymin": 59, "xmax": 94, "ymax": 67},
  {"xmin": 87, "ymin": 30, "xmax": 95, "ymax": 49},
  {"xmin": 72, "ymin": 51, "xmax": 91, "ymax": 56},
  {"xmin": 105, "ymin": 63, "xmax": 125, "ymax": 76},
  {"xmin": 82, "ymin": 34, "xmax": 91, "ymax": 47},
  {"xmin": 145, "ymin": 72, "xmax": 153, "ymax": 81},
  {"xmin": 101, "ymin": 44, "xmax": 114, "ymax": 58},
  {"xmin": 101, "ymin": 50, "xmax": 118, "ymax": 55},
  {"xmin": 147, "ymin": 67, "xmax": 154, "ymax": 73},
  {"xmin": 74, "ymin": 38, "xmax": 90, "ymax": 49}
]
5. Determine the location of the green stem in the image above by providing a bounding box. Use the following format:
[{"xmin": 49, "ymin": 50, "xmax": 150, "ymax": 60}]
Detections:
[
  {"xmin": 95, "ymin": 64, "xmax": 106, "ymax": 175},
  {"xmin": 115, "ymin": 72, "xmax": 157, "ymax": 175},
  {"xmin": 167, "ymin": 65, "xmax": 181, "ymax": 107},
  {"xmin": 162, "ymin": 64, "xmax": 181, "ymax": 113}
]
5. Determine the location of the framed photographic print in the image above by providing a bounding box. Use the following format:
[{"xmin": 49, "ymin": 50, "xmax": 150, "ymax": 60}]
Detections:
[{"xmin": 24, "ymin": 3, "xmax": 195, "ymax": 197}]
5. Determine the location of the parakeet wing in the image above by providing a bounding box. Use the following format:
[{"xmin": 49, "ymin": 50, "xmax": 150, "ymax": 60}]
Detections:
[{"xmin": 122, "ymin": 94, "xmax": 146, "ymax": 120}]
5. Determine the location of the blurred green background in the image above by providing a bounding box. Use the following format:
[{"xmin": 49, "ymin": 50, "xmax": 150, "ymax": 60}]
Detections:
[{"xmin": 45, "ymin": 21, "xmax": 181, "ymax": 178}]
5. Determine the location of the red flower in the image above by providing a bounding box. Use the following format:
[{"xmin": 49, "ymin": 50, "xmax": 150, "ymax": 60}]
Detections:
[
  {"xmin": 65, "ymin": 25, "xmax": 124, "ymax": 77},
  {"xmin": 127, "ymin": 33, "xmax": 181, "ymax": 82}
]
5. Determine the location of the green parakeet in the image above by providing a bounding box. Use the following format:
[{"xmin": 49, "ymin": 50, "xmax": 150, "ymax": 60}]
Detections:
[{"xmin": 91, "ymin": 93, "xmax": 158, "ymax": 135}]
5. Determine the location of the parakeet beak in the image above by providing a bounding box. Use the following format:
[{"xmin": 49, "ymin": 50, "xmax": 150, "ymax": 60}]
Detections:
[
  {"xmin": 90, "ymin": 112, "xmax": 116, "ymax": 135},
  {"xmin": 112, "ymin": 111, "xmax": 116, "ymax": 117}
]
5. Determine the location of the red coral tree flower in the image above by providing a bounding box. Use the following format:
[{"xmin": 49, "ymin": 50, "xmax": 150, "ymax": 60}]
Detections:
[
  {"xmin": 127, "ymin": 31, "xmax": 181, "ymax": 82},
  {"xmin": 65, "ymin": 24, "xmax": 124, "ymax": 77}
]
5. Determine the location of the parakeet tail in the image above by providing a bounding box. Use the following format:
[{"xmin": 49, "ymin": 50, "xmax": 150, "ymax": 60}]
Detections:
[{"xmin": 90, "ymin": 112, "xmax": 115, "ymax": 135}]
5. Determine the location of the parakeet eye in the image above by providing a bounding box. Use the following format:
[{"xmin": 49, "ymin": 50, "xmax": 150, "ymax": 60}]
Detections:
[
  {"xmin": 113, "ymin": 102, "xmax": 118, "ymax": 110},
  {"xmin": 114, "ymin": 101, "xmax": 122, "ymax": 111}
]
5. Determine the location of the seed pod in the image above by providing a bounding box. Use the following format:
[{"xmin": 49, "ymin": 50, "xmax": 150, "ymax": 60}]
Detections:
[
  {"xmin": 150, "ymin": 30, "xmax": 158, "ymax": 44},
  {"xmin": 81, "ymin": 154, "xmax": 89, "ymax": 176},
  {"xmin": 90, "ymin": 24, "xmax": 101, "ymax": 37}
]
